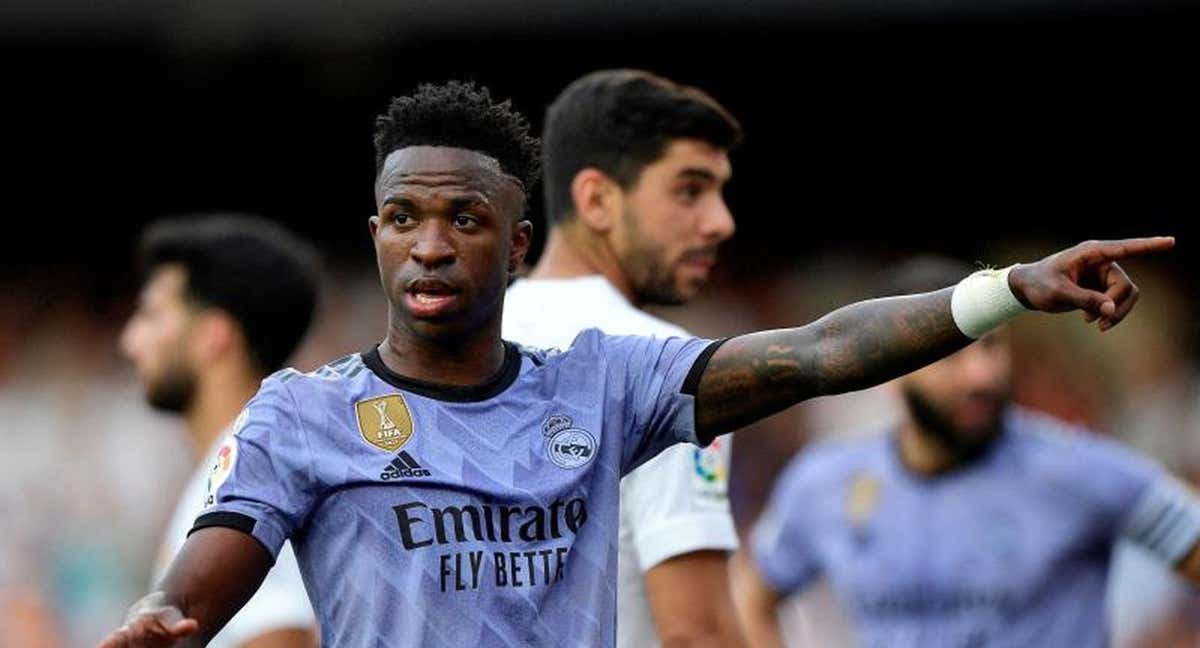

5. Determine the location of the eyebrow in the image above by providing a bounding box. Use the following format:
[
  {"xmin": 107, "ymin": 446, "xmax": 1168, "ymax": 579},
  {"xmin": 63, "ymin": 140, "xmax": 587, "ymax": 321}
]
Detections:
[
  {"xmin": 383, "ymin": 194, "xmax": 491, "ymax": 211},
  {"xmin": 676, "ymin": 167, "xmax": 727, "ymax": 183}
]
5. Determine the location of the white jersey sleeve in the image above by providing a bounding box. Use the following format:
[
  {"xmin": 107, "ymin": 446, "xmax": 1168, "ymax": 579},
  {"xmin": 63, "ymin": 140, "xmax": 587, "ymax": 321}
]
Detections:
[{"xmin": 621, "ymin": 436, "xmax": 738, "ymax": 571}]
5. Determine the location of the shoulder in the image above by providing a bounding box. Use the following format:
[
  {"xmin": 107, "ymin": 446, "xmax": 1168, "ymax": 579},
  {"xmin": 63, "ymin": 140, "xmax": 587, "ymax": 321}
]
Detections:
[
  {"xmin": 505, "ymin": 277, "xmax": 689, "ymax": 338},
  {"xmin": 273, "ymin": 353, "xmax": 364, "ymax": 386},
  {"xmin": 1004, "ymin": 406, "xmax": 1159, "ymax": 487},
  {"xmin": 1005, "ymin": 406, "xmax": 1138, "ymax": 463},
  {"xmin": 509, "ymin": 328, "xmax": 619, "ymax": 369},
  {"xmin": 250, "ymin": 353, "xmax": 367, "ymax": 409}
]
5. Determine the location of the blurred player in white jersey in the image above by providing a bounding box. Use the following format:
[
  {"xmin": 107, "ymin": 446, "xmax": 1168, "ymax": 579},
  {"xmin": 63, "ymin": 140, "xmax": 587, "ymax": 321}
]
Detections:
[
  {"xmin": 120, "ymin": 215, "xmax": 320, "ymax": 648},
  {"xmin": 504, "ymin": 69, "xmax": 745, "ymax": 647}
]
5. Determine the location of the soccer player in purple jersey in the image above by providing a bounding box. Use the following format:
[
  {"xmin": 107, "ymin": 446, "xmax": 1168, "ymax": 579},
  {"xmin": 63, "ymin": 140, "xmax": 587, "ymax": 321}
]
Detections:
[
  {"xmin": 99, "ymin": 81, "xmax": 1172, "ymax": 648},
  {"xmin": 733, "ymin": 258, "xmax": 1200, "ymax": 648}
]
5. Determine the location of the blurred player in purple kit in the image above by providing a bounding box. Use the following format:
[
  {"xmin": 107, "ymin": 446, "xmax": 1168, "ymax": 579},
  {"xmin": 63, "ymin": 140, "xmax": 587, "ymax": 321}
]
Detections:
[{"xmin": 734, "ymin": 257, "xmax": 1200, "ymax": 648}]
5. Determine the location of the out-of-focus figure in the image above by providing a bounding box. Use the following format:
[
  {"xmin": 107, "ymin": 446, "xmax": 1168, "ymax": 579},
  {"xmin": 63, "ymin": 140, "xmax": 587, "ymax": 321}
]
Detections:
[
  {"xmin": 120, "ymin": 215, "xmax": 321, "ymax": 648},
  {"xmin": 733, "ymin": 256, "xmax": 1200, "ymax": 648},
  {"xmin": 504, "ymin": 69, "xmax": 745, "ymax": 648}
]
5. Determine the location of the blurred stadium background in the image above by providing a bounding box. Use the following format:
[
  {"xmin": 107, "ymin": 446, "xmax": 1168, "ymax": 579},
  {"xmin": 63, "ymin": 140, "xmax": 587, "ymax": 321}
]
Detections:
[{"xmin": 2, "ymin": 1, "xmax": 1198, "ymax": 645}]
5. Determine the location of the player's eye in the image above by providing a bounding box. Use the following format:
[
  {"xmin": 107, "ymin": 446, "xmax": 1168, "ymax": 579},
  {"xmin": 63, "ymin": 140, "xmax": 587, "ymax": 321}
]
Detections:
[
  {"xmin": 453, "ymin": 213, "xmax": 479, "ymax": 229},
  {"xmin": 392, "ymin": 212, "xmax": 412, "ymax": 226},
  {"xmin": 677, "ymin": 183, "xmax": 705, "ymax": 204}
]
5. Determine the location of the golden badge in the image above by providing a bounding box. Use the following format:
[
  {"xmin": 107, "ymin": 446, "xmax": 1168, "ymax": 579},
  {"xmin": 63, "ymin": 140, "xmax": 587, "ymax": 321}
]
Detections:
[
  {"xmin": 845, "ymin": 472, "xmax": 881, "ymax": 527},
  {"xmin": 355, "ymin": 394, "xmax": 414, "ymax": 453}
]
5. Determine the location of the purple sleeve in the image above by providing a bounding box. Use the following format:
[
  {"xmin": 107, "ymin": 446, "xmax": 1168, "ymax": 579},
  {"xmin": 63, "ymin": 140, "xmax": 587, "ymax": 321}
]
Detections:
[
  {"xmin": 190, "ymin": 373, "xmax": 317, "ymax": 561},
  {"xmin": 598, "ymin": 331, "xmax": 722, "ymax": 475},
  {"xmin": 750, "ymin": 453, "xmax": 822, "ymax": 595},
  {"xmin": 1068, "ymin": 432, "xmax": 1162, "ymax": 539},
  {"xmin": 1072, "ymin": 430, "xmax": 1200, "ymax": 562}
]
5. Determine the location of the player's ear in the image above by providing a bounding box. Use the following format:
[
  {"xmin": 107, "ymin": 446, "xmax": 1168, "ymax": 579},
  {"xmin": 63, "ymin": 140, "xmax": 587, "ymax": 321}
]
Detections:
[
  {"xmin": 571, "ymin": 168, "xmax": 620, "ymax": 234},
  {"xmin": 368, "ymin": 214, "xmax": 381, "ymax": 239},
  {"xmin": 191, "ymin": 310, "xmax": 239, "ymax": 366},
  {"xmin": 509, "ymin": 217, "xmax": 533, "ymax": 274}
]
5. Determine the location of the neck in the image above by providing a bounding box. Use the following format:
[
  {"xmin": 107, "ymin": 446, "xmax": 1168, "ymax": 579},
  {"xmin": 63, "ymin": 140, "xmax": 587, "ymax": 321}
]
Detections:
[
  {"xmin": 531, "ymin": 224, "xmax": 635, "ymax": 304},
  {"xmin": 896, "ymin": 415, "xmax": 962, "ymax": 476},
  {"xmin": 184, "ymin": 367, "xmax": 262, "ymax": 462},
  {"xmin": 379, "ymin": 310, "xmax": 507, "ymax": 386}
]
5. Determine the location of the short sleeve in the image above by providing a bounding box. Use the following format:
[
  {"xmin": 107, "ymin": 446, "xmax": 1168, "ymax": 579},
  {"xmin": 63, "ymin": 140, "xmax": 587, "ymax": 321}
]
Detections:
[
  {"xmin": 620, "ymin": 437, "xmax": 739, "ymax": 572},
  {"xmin": 1066, "ymin": 430, "xmax": 1200, "ymax": 564},
  {"xmin": 750, "ymin": 454, "xmax": 823, "ymax": 596},
  {"xmin": 1121, "ymin": 473, "xmax": 1200, "ymax": 566},
  {"xmin": 1065, "ymin": 432, "xmax": 1162, "ymax": 542},
  {"xmin": 217, "ymin": 541, "xmax": 316, "ymax": 643},
  {"xmin": 190, "ymin": 374, "xmax": 317, "ymax": 560},
  {"xmin": 599, "ymin": 332, "xmax": 723, "ymax": 474}
]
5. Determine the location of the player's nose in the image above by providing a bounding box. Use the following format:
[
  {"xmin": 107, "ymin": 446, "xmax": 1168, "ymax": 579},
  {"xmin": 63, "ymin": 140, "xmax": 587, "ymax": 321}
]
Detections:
[
  {"xmin": 409, "ymin": 222, "xmax": 456, "ymax": 268},
  {"xmin": 959, "ymin": 346, "xmax": 1005, "ymax": 388},
  {"xmin": 701, "ymin": 198, "xmax": 735, "ymax": 242},
  {"xmin": 118, "ymin": 320, "xmax": 139, "ymax": 360}
]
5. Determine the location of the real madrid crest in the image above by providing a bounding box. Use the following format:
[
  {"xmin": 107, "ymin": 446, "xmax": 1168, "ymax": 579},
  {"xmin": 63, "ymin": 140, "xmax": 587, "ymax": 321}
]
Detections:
[
  {"xmin": 845, "ymin": 472, "xmax": 881, "ymax": 527},
  {"xmin": 355, "ymin": 393, "xmax": 415, "ymax": 453},
  {"xmin": 542, "ymin": 414, "xmax": 596, "ymax": 470}
]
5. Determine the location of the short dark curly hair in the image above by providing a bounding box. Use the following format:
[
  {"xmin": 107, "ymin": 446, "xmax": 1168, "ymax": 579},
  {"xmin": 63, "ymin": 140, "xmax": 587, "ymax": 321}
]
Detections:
[
  {"xmin": 543, "ymin": 69, "xmax": 742, "ymax": 223},
  {"xmin": 373, "ymin": 80, "xmax": 541, "ymax": 194}
]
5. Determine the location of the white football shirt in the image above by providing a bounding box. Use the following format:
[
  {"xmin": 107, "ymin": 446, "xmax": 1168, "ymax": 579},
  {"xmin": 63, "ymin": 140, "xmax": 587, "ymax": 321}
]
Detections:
[
  {"xmin": 153, "ymin": 426, "xmax": 316, "ymax": 648},
  {"xmin": 503, "ymin": 275, "xmax": 738, "ymax": 647}
]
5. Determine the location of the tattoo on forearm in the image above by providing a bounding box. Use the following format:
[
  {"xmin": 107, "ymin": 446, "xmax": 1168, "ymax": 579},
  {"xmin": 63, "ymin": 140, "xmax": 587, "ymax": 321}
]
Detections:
[{"xmin": 695, "ymin": 288, "xmax": 968, "ymax": 438}]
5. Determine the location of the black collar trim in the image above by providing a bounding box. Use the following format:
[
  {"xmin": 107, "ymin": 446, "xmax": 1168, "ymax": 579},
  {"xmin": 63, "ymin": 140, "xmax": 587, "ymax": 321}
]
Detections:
[{"xmin": 362, "ymin": 342, "xmax": 522, "ymax": 402}]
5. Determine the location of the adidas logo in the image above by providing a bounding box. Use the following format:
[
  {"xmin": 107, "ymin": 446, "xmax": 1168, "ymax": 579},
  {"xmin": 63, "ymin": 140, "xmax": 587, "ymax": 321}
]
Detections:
[{"xmin": 381, "ymin": 451, "xmax": 432, "ymax": 480}]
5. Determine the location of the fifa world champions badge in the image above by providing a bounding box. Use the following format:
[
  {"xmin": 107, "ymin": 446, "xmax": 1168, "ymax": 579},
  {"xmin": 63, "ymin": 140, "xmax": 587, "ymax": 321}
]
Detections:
[
  {"xmin": 355, "ymin": 393, "xmax": 415, "ymax": 452},
  {"xmin": 542, "ymin": 414, "xmax": 597, "ymax": 470}
]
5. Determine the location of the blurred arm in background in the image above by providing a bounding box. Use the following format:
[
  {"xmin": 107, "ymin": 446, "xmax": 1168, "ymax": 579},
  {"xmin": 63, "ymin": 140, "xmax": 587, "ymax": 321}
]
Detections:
[
  {"xmin": 98, "ymin": 528, "xmax": 271, "ymax": 648},
  {"xmin": 731, "ymin": 550, "xmax": 786, "ymax": 648}
]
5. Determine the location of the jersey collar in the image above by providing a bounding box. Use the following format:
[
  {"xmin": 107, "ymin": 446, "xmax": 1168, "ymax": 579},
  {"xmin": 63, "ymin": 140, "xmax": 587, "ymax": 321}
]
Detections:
[{"xmin": 361, "ymin": 341, "xmax": 522, "ymax": 402}]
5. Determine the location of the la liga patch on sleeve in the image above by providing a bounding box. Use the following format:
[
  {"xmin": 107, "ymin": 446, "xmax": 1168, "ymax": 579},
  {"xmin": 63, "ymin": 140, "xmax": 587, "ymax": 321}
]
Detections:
[
  {"xmin": 692, "ymin": 437, "xmax": 729, "ymax": 499},
  {"xmin": 203, "ymin": 436, "xmax": 239, "ymax": 508}
]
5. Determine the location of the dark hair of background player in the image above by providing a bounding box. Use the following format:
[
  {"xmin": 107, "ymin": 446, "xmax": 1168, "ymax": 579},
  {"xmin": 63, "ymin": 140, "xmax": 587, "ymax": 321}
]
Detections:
[
  {"xmin": 541, "ymin": 68, "xmax": 743, "ymax": 223},
  {"xmin": 138, "ymin": 214, "xmax": 321, "ymax": 374},
  {"xmin": 372, "ymin": 80, "xmax": 541, "ymax": 196}
]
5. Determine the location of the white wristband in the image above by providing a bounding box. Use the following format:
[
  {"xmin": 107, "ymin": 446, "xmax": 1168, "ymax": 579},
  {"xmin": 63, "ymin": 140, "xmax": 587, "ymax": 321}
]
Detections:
[{"xmin": 950, "ymin": 265, "xmax": 1028, "ymax": 339}]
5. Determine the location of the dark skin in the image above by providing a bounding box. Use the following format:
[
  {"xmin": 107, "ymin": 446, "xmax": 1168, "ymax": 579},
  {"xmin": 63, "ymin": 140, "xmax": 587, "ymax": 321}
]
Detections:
[
  {"xmin": 694, "ymin": 238, "xmax": 1169, "ymax": 440},
  {"xmin": 370, "ymin": 146, "xmax": 532, "ymax": 385},
  {"xmin": 99, "ymin": 145, "xmax": 1173, "ymax": 646}
]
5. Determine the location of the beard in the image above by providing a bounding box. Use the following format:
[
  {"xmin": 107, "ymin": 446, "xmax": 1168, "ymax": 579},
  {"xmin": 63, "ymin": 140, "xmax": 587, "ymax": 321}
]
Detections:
[
  {"xmin": 901, "ymin": 384, "xmax": 1005, "ymax": 465},
  {"xmin": 145, "ymin": 358, "xmax": 198, "ymax": 413},
  {"xmin": 617, "ymin": 207, "xmax": 708, "ymax": 306},
  {"xmin": 623, "ymin": 246, "xmax": 684, "ymax": 305}
]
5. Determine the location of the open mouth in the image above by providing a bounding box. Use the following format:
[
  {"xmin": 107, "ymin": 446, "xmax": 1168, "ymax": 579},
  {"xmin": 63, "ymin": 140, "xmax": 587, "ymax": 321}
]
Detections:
[{"xmin": 404, "ymin": 277, "xmax": 461, "ymax": 318}]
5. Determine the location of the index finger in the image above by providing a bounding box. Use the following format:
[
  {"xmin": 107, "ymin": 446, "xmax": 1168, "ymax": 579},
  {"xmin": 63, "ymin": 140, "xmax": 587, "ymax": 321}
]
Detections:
[{"xmin": 1091, "ymin": 236, "xmax": 1176, "ymax": 260}]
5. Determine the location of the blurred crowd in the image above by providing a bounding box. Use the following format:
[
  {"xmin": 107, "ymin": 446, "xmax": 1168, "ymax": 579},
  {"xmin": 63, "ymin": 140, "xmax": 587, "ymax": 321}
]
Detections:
[{"xmin": 3, "ymin": 245, "xmax": 1198, "ymax": 647}]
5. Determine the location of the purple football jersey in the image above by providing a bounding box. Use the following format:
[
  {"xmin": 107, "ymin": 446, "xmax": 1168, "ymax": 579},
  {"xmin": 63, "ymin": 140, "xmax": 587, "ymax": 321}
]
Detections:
[
  {"xmin": 195, "ymin": 329, "xmax": 717, "ymax": 647},
  {"xmin": 751, "ymin": 407, "xmax": 1187, "ymax": 648}
]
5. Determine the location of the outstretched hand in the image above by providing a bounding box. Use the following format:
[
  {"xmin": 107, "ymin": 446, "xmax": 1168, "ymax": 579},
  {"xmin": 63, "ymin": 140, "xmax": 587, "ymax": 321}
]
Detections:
[
  {"xmin": 1008, "ymin": 237, "xmax": 1175, "ymax": 331},
  {"xmin": 97, "ymin": 594, "xmax": 198, "ymax": 648}
]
